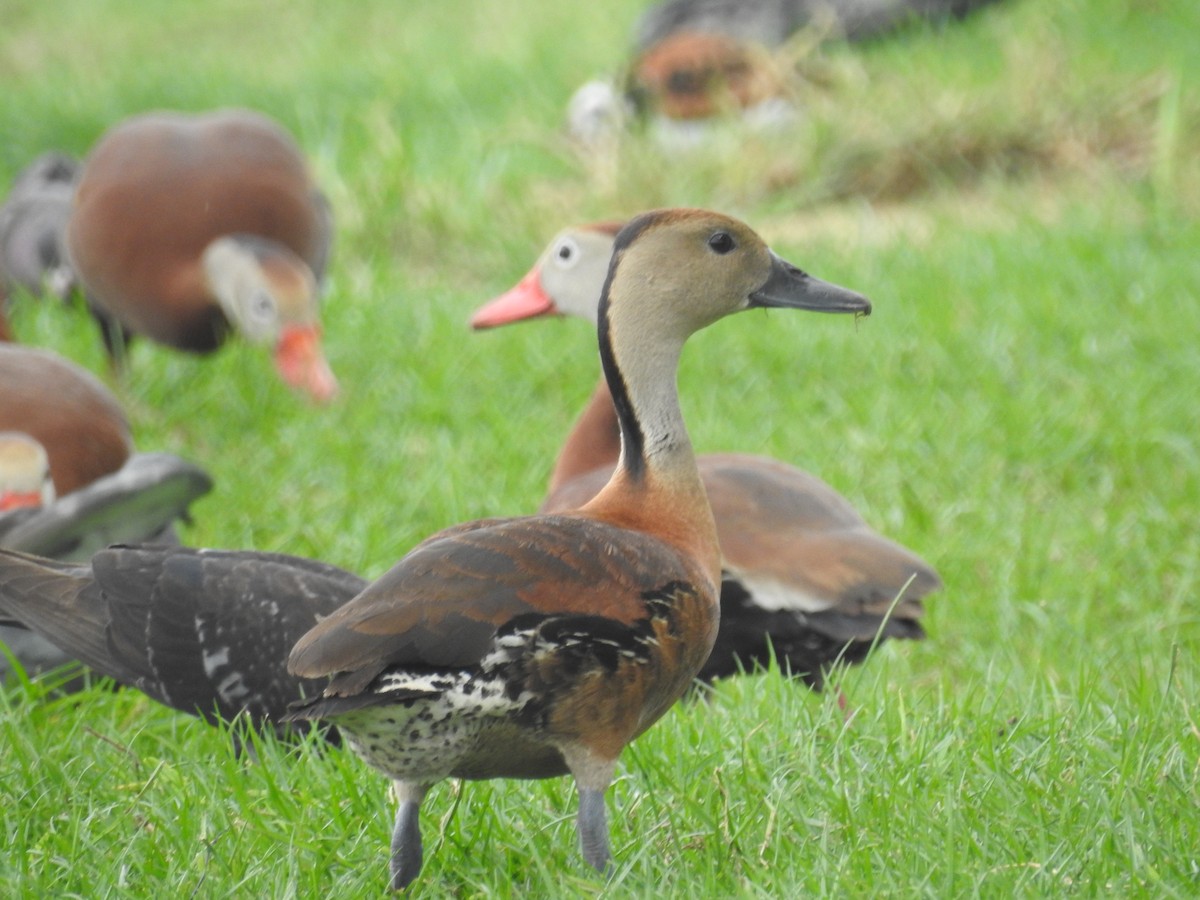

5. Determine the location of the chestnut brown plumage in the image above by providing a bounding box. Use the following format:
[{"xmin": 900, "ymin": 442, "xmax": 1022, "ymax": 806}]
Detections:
[
  {"xmin": 0, "ymin": 344, "xmax": 132, "ymax": 497},
  {"xmin": 472, "ymin": 221, "xmax": 939, "ymax": 691},
  {"xmin": 286, "ymin": 208, "xmax": 870, "ymax": 889},
  {"xmin": 66, "ymin": 109, "xmax": 337, "ymax": 402}
]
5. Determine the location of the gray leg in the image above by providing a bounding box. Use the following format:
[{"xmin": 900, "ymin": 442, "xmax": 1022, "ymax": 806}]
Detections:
[
  {"xmin": 389, "ymin": 781, "xmax": 429, "ymax": 891},
  {"xmin": 577, "ymin": 787, "xmax": 611, "ymax": 874},
  {"xmin": 561, "ymin": 746, "xmax": 618, "ymax": 876}
]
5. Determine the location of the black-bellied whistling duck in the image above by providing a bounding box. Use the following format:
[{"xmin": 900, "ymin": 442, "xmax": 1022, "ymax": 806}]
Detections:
[
  {"xmin": 0, "ymin": 344, "xmax": 132, "ymax": 497},
  {"xmin": 568, "ymin": 0, "xmax": 1005, "ymax": 147},
  {"xmin": 0, "ymin": 344, "xmax": 211, "ymax": 558},
  {"xmin": 0, "ymin": 345, "xmax": 213, "ymax": 682},
  {"xmin": 0, "ymin": 152, "xmax": 79, "ymax": 309},
  {"xmin": 66, "ymin": 109, "xmax": 337, "ymax": 402},
  {"xmin": 284, "ymin": 208, "xmax": 870, "ymax": 889},
  {"xmin": 471, "ymin": 221, "xmax": 939, "ymax": 691},
  {"xmin": 0, "ymin": 545, "xmax": 364, "ymax": 737}
]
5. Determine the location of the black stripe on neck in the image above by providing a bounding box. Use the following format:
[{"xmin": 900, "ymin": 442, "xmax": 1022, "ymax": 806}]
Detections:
[{"xmin": 597, "ymin": 216, "xmax": 658, "ymax": 483}]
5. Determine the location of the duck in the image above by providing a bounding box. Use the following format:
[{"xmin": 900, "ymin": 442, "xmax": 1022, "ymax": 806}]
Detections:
[
  {"xmin": 568, "ymin": 0, "xmax": 1005, "ymax": 147},
  {"xmin": 0, "ymin": 151, "xmax": 79, "ymax": 310},
  {"xmin": 0, "ymin": 343, "xmax": 133, "ymax": 497},
  {"xmin": 283, "ymin": 208, "xmax": 871, "ymax": 889},
  {"xmin": 568, "ymin": 31, "xmax": 796, "ymax": 151},
  {"xmin": 471, "ymin": 220, "xmax": 939, "ymax": 691},
  {"xmin": 0, "ymin": 544, "xmax": 364, "ymax": 739},
  {"xmin": 65, "ymin": 109, "xmax": 338, "ymax": 402},
  {"xmin": 0, "ymin": 345, "xmax": 212, "ymax": 681}
]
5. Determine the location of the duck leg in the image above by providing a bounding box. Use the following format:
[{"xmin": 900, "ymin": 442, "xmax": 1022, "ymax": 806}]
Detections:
[
  {"xmin": 563, "ymin": 747, "xmax": 617, "ymax": 875},
  {"xmin": 389, "ymin": 781, "xmax": 430, "ymax": 891}
]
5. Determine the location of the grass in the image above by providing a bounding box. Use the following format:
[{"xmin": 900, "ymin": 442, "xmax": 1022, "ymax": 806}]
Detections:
[{"xmin": 2, "ymin": 0, "xmax": 1199, "ymax": 895}]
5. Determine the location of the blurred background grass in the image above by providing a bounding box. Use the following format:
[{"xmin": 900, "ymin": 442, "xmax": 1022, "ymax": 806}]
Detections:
[{"xmin": 2, "ymin": 0, "xmax": 1198, "ymax": 895}]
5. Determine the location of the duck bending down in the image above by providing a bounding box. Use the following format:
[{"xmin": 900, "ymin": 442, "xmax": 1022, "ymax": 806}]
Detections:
[
  {"xmin": 0, "ymin": 344, "xmax": 211, "ymax": 559},
  {"xmin": 284, "ymin": 208, "xmax": 870, "ymax": 889},
  {"xmin": 471, "ymin": 221, "xmax": 939, "ymax": 691},
  {"xmin": 0, "ymin": 345, "xmax": 212, "ymax": 682},
  {"xmin": 66, "ymin": 108, "xmax": 337, "ymax": 402},
  {"xmin": 0, "ymin": 151, "xmax": 79, "ymax": 311},
  {"xmin": 0, "ymin": 545, "xmax": 364, "ymax": 739}
]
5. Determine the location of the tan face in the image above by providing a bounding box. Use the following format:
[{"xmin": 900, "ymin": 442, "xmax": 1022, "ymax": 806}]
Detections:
[{"xmin": 604, "ymin": 210, "xmax": 776, "ymax": 341}]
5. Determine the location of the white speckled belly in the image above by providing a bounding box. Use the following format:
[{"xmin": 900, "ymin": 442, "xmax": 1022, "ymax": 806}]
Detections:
[{"xmin": 332, "ymin": 671, "xmax": 566, "ymax": 783}]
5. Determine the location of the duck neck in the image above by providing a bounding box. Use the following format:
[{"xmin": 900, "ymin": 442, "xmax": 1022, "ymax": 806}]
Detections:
[
  {"xmin": 547, "ymin": 380, "xmax": 622, "ymax": 495},
  {"xmin": 586, "ymin": 299, "xmax": 720, "ymax": 586},
  {"xmin": 598, "ymin": 306, "xmax": 693, "ymax": 485}
]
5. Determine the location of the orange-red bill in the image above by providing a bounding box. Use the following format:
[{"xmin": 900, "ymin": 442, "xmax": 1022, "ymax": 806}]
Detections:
[
  {"xmin": 275, "ymin": 324, "xmax": 339, "ymax": 404},
  {"xmin": 470, "ymin": 268, "xmax": 557, "ymax": 329},
  {"xmin": 0, "ymin": 489, "xmax": 45, "ymax": 512}
]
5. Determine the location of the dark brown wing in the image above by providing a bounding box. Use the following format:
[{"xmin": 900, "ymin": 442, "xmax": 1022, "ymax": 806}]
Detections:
[{"xmin": 287, "ymin": 514, "xmax": 708, "ymax": 694}]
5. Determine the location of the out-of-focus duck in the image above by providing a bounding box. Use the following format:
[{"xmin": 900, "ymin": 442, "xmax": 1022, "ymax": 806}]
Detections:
[
  {"xmin": 66, "ymin": 109, "xmax": 338, "ymax": 402},
  {"xmin": 0, "ymin": 152, "xmax": 79, "ymax": 320},
  {"xmin": 472, "ymin": 220, "xmax": 939, "ymax": 691},
  {"xmin": 0, "ymin": 345, "xmax": 212, "ymax": 680},
  {"xmin": 568, "ymin": 0, "xmax": 1006, "ymax": 147}
]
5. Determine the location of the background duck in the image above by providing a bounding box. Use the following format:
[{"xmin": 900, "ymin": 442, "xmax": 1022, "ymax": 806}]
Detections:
[
  {"xmin": 472, "ymin": 220, "xmax": 938, "ymax": 693},
  {"xmin": 284, "ymin": 208, "xmax": 871, "ymax": 890},
  {"xmin": 0, "ymin": 151, "xmax": 79, "ymax": 332},
  {"xmin": 66, "ymin": 108, "xmax": 338, "ymax": 403},
  {"xmin": 569, "ymin": 0, "xmax": 1006, "ymax": 146},
  {"xmin": 0, "ymin": 344, "xmax": 211, "ymax": 681}
]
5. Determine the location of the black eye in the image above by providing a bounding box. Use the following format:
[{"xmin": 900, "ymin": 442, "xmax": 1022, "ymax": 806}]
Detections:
[
  {"xmin": 552, "ymin": 236, "xmax": 580, "ymax": 269},
  {"xmin": 708, "ymin": 231, "xmax": 735, "ymax": 254}
]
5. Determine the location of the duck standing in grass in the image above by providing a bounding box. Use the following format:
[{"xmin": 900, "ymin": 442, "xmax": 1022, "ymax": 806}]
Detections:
[
  {"xmin": 284, "ymin": 208, "xmax": 871, "ymax": 889},
  {"xmin": 66, "ymin": 108, "xmax": 338, "ymax": 402},
  {"xmin": 472, "ymin": 220, "xmax": 939, "ymax": 691}
]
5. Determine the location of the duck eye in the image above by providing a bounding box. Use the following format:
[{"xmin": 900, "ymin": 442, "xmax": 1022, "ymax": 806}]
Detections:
[
  {"xmin": 553, "ymin": 236, "xmax": 580, "ymax": 269},
  {"xmin": 708, "ymin": 231, "xmax": 735, "ymax": 255},
  {"xmin": 250, "ymin": 291, "xmax": 276, "ymax": 320}
]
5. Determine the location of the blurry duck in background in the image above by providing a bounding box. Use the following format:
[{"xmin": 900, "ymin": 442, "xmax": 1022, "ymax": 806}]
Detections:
[
  {"xmin": 0, "ymin": 151, "xmax": 79, "ymax": 325},
  {"xmin": 66, "ymin": 108, "xmax": 338, "ymax": 403},
  {"xmin": 0, "ymin": 344, "xmax": 212, "ymax": 682},
  {"xmin": 568, "ymin": 0, "xmax": 1006, "ymax": 148},
  {"xmin": 472, "ymin": 220, "xmax": 940, "ymax": 693}
]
